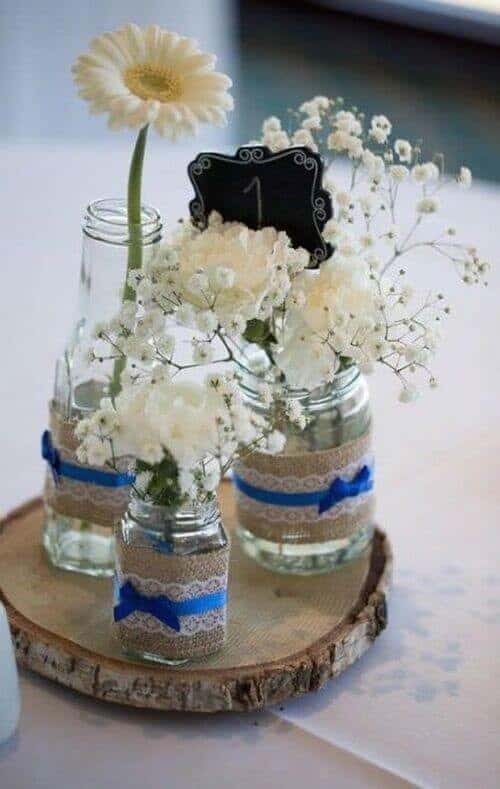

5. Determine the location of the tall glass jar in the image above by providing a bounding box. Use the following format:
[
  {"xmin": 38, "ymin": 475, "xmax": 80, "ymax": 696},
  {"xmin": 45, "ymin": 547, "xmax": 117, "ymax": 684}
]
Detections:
[
  {"xmin": 114, "ymin": 496, "xmax": 230, "ymax": 665},
  {"xmin": 234, "ymin": 366, "xmax": 374, "ymax": 575},
  {"xmin": 43, "ymin": 199, "xmax": 162, "ymax": 577}
]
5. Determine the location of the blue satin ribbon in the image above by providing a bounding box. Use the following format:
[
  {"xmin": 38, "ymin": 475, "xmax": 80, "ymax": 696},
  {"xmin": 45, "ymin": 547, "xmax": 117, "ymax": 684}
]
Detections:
[
  {"xmin": 41, "ymin": 430, "xmax": 135, "ymax": 488},
  {"xmin": 317, "ymin": 464, "xmax": 373, "ymax": 514},
  {"xmin": 113, "ymin": 580, "xmax": 227, "ymax": 632},
  {"xmin": 233, "ymin": 463, "xmax": 373, "ymax": 515}
]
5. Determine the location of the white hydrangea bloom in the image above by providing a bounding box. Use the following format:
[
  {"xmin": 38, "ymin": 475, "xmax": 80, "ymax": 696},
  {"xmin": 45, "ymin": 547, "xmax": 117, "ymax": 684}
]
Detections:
[
  {"xmin": 416, "ymin": 197, "xmax": 439, "ymax": 214},
  {"xmin": 322, "ymin": 218, "xmax": 342, "ymax": 243},
  {"xmin": 262, "ymin": 116, "xmax": 282, "ymax": 134},
  {"xmin": 334, "ymin": 110, "xmax": 362, "ymax": 136},
  {"xmin": 411, "ymin": 162, "xmax": 439, "ymax": 184},
  {"xmin": 358, "ymin": 193, "xmax": 380, "ymax": 217},
  {"xmin": 291, "ymin": 128, "xmax": 318, "ymax": 151},
  {"xmin": 389, "ymin": 164, "xmax": 409, "ymax": 182},
  {"xmin": 249, "ymin": 96, "xmax": 488, "ymax": 401},
  {"xmin": 346, "ymin": 135, "xmax": 363, "ymax": 159},
  {"xmin": 213, "ymin": 265, "xmax": 236, "ymax": 290},
  {"xmin": 168, "ymin": 220, "xmax": 305, "ymax": 328},
  {"xmin": 362, "ymin": 150, "xmax": 385, "ymax": 177},
  {"xmin": 276, "ymin": 258, "xmax": 378, "ymax": 389},
  {"xmin": 301, "ymin": 114, "xmax": 322, "ymax": 131},
  {"xmin": 299, "ymin": 96, "xmax": 330, "ymax": 115},
  {"xmin": 370, "ymin": 115, "xmax": 392, "ymax": 143},
  {"xmin": 394, "ymin": 139, "xmax": 412, "ymax": 163},
  {"xmin": 263, "ymin": 129, "xmax": 290, "ymax": 152}
]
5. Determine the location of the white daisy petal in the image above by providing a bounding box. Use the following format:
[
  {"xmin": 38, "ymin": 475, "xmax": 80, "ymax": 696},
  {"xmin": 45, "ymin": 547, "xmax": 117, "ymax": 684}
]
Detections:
[
  {"xmin": 106, "ymin": 30, "xmax": 137, "ymax": 66},
  {"xmin": 145, "ymin": 24, "xmax": 166, "ymax": 62},
  {"xmin": 123, "ymin": 23, "xmax": 147, "ymax": 61},
  {"xmin": 170, "ymin": 35, "xmax": 198, "ymax": 64},
  {"xmin": 90, "ymin": 34, "xmax": 130, "ymax": 69},
  {"xmin": 182, "ymin": 52, "xmax": 217, "ymax": 75}
]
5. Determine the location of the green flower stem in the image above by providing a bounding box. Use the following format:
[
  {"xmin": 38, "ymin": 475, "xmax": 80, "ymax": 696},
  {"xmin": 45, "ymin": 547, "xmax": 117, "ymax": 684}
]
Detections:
[{"xmin": 110, "ymin": 124, "xmax": 149, "ymax": 399}]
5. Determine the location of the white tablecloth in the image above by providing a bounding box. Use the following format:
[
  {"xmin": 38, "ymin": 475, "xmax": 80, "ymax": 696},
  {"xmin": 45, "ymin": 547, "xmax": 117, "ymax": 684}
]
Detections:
[{"xmin": 0, "ymin": 142, "xmax": 498, "ymax": 789}]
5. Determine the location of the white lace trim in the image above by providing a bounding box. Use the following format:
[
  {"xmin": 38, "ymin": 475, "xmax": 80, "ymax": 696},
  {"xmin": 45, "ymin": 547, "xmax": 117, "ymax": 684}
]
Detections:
[
  {"xmin": 119, "ymin": 609, "xmax": 226, "ymax": 637},
  {"xmin": 235, "ymin": 489, "xmax": 374, "ymax": 523},
  {"xmin": 234, "ymin": 454, "xmax": 374, "ymax": 494},
  {"xmin": 115, "ymin": 572, "xmax": 227, "ymax": 637},
  {"xmin": 45, "ymin": 472, "xmax": 129, "ymax": 508},
  {"xmin": 118, "ymin": 572, "xmax": 227, "ymax": 602}
]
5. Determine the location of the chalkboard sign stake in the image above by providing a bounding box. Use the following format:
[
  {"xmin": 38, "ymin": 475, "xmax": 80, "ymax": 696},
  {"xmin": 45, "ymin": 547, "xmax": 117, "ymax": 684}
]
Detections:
[{"xmin": 188, "ymin": 146, "xmax": 333, "ymax": 266}]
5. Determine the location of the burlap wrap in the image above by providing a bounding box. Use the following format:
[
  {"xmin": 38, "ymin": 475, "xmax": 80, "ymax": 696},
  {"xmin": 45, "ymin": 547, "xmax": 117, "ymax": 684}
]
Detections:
[
  {"xmin": 43, "ymin": 403, "xmax": 132, "ymax": 528},
  {"xmin": 233, "ymin": 430, "xmax": 374, "ymax": 545},
  {"xmin": 114, "ymin": 527, "xmax": 229, "ymax": 661}
]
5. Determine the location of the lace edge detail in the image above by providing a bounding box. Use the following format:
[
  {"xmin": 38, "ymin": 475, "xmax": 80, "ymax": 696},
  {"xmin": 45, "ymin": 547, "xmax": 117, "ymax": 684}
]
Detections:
[
  {"xmin": 117, "ymin": 571, "xmax": 228, "ymax": 601},
  {"xmin": 117, "ymin": 609, "xmax": 226, "ymax": 637},
  {"xmin": 234, "ymin": 454, "xmax": 374, "ymax": 493},
  {"xmin": 235, "ymin": 490, "xmax": 374, "ymax": 523}
]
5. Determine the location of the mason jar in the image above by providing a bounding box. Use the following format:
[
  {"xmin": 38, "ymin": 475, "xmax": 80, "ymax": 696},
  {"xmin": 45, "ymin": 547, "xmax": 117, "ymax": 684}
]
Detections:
[
  {"xmin": 114, "ymin": 496, "xmax": 229, "ymax": 665},
  {"xmin": 43, "ymin": 199, "xmax": 162, "ymax": 577},
  {"xmin": 233, "ymin": 365, "xmax": 374, "ymax": 575}
]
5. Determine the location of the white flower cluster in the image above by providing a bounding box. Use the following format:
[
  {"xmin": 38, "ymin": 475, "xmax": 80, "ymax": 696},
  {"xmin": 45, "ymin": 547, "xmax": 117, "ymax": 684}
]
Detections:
[
  {"xmin": 276, "ymin": 256, "xmax": 379, "ymax": 389},
  {"xmin": 258, "ymin": 97, "xmax": 490, "ymax": 401},
  {"xmin": 164, "ymin": 212, "xmax": 309, "ymax": 330},
  {"xmin": 88, "ymin": 213, "xmax": 312, "ymax": 393},
  {"xmin": 87, "ymin": 96, "xmax": 489, "ymax": 413},
  {"xmin": 76, "ymin": 374, "xmax": 283, "ymax": 504},
  {"xmin": 88, "ymin": 216, "xmax": 307, "ymax": 383}
]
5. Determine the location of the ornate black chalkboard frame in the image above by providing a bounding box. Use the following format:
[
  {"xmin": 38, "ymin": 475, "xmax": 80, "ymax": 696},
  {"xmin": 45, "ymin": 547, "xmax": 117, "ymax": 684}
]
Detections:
[{"xmin": 188, "ymin": 146, "xmax": 333, "ymax": 266}]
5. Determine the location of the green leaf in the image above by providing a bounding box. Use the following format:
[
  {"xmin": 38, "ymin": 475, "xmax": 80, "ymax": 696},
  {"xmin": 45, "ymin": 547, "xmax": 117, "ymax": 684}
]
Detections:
[
  {"xmin": 243, "ymin": 318, "xmax": 277, "ymax": 348},
  {"xmin": 135, "ymin": 452, "xmax": 183, "ymax": 508}
]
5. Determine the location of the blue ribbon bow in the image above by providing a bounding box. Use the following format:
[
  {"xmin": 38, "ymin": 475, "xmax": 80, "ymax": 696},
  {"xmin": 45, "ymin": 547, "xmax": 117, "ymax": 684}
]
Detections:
[
  {"xmin": 113, "ymin": 580, "xmax": 227, "ymax": 632},
  {"xmin": 317, "ymin": 464, "xmax": 373, "ymax": 514},
  {"xmin": 41, "ymin": 429, "xmax": 135, "ymax": 488},
  {"xmin": 233, "ymin": 463, "xmax": 374, "ymax": 515},
  {"xmin": 41, "ymin": 429, "xmax": 61, "ymax": 484}
]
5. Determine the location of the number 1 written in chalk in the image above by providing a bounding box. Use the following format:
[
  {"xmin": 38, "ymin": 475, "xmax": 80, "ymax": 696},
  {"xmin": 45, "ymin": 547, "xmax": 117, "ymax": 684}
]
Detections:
[{"xmin": 243, "ymin": 176, "xmax": 263, "ymax": 228}]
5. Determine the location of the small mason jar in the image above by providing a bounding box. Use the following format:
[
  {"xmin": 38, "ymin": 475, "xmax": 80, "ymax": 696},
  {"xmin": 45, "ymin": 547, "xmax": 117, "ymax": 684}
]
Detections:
[
  {"xmin": 43, "ymin": 199, "xmax": 162, "ymax": 577},
  {"xmin": 114, "ymin": 496, "xmax": 230, "ymax": 665},
  {"xmin": 233, "ymin": 365, "xmax": 374, "ymax": 575}
]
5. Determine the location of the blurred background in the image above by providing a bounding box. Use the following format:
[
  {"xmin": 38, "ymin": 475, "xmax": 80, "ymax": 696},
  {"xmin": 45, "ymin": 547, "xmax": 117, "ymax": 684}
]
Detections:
[{"xmin": 2, "ymin": 0, "xmax": 499, "ymax": 178}]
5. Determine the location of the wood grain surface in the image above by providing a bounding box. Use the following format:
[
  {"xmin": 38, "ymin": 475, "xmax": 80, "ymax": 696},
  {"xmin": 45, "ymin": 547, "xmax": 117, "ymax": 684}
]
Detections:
[{"xmin": 0, "ymin": 483, "xmax": 391, "ymax": 712}]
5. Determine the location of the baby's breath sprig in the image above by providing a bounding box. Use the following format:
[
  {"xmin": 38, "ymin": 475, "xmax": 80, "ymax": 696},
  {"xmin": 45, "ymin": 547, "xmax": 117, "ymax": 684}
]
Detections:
[{"xmin": 257, "ymin": 96, "xmax": 490, "ymax": 402}]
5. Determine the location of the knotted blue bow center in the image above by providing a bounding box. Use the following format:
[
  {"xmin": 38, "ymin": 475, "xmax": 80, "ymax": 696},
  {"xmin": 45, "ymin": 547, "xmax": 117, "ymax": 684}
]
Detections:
[
  {"xmin": 318, "ymin": 464, "xmax": 373, "ymax": 515},
  {"xmin": 114, "ymin": 581, "xmax": 181, "ymax": 632},
  {"xmin": 113, "ymin": 580, "xmax": 228, "ymax": 632}
]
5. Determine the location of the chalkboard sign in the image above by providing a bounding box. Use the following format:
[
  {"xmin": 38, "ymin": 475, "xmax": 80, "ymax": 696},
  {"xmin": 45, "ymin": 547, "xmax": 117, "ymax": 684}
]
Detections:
[{"xmin": 188, "ymin": 146, "xmax": 332, "ymax": 266}]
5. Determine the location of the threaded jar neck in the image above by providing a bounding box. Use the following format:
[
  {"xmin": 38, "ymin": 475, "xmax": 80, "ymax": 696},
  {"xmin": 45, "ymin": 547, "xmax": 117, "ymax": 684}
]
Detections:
[
  {"xmin": 83, "ymin": 198, "xmax": 162, "ymax": 246},
  {"xmin": 127, "ymin": 495, "xmax": 221, "ymax": 537}
]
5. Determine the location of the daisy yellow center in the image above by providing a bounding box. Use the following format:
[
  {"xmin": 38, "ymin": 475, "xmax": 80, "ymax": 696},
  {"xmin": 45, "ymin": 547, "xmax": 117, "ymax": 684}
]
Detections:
[{"xmin": 124, "ymin": 64, "xmax": 182, "ymax": 103}]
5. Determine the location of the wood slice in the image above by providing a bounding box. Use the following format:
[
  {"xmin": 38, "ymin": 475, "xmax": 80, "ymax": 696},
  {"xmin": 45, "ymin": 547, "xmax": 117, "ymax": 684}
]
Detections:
[{"xmin": 0, "ymin": 484, "xmax": 392, "ymax": 713}]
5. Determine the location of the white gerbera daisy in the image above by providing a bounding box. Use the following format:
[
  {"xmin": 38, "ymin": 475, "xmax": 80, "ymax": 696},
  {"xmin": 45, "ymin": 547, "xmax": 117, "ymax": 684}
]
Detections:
[{"xmin": 72, "ymin": 24, "xmax": 233, "ymax": 139}]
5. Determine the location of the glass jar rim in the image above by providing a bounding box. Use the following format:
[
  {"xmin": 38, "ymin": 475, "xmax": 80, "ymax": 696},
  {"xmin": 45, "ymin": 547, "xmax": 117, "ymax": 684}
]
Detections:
[
  {"xmin": 239, "ymin": 364, "xmax": 362, "ymax": 406},
  {"xmin": 127, "ymin": 494, "xmax": 220, "ymax": 533},
  {"xmin": 83, "ymin": 198, "xmax": 162, "ymax": 246}
]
